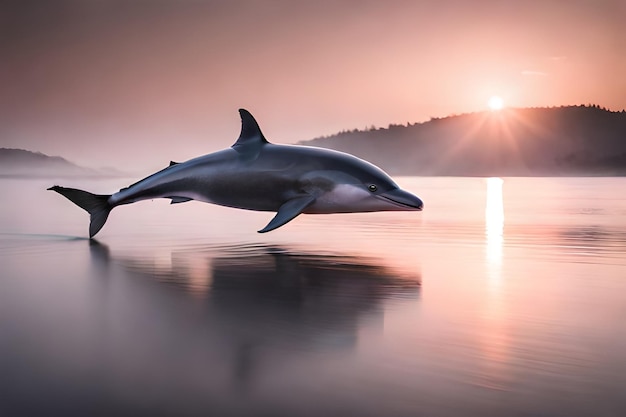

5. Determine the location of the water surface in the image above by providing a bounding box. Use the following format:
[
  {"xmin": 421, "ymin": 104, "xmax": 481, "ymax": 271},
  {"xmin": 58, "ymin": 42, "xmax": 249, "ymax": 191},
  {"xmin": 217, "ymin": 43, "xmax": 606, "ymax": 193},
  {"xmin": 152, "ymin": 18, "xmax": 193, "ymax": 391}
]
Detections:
[{"xmin": 1, "ymin": 177, "xmax": 625, "ymax": 416}]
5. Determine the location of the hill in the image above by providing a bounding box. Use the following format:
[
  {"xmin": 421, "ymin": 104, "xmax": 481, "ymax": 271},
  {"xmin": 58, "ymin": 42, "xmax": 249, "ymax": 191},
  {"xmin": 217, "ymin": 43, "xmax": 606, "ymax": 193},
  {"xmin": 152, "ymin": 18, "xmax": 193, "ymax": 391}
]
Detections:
[
  {"xmin": 0, "ymin": 148, "xmax": 103, "ymax": 177},
  {"xmin": 301, "ymin": 105, "xmax": 626, "ymax": 176}
]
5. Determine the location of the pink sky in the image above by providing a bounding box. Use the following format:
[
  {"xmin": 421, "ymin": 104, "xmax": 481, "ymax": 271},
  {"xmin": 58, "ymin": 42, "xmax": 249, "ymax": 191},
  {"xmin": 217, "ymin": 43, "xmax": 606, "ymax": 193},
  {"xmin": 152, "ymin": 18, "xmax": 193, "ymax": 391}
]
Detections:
[{"xmin": 1, "ymin": 0, "xmax": 625, "ymax": 171}]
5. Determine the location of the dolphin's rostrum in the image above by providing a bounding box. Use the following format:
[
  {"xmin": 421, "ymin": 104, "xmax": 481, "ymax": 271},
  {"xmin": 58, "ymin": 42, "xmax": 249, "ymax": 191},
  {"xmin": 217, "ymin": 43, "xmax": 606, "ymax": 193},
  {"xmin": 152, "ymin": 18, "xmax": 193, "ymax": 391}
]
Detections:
[{"xmin": 49, "ymin": 109, "xmax": 423, "ymax": 237}]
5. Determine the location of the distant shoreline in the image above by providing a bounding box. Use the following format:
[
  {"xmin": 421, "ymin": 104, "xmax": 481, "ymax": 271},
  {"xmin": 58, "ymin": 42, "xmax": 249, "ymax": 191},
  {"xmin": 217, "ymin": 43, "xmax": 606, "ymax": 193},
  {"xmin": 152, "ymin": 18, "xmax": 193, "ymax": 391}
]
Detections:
[
  {"xmin": 4, "ymin": 105, "xmax": 626, "ymax": 178},
  {"xmin": 301, "ymin": 105, "xmax": 626, "ymax": 177},
  {"xmin": 0, "ymin": 173, "xmax": 131, "ymax": 180}
]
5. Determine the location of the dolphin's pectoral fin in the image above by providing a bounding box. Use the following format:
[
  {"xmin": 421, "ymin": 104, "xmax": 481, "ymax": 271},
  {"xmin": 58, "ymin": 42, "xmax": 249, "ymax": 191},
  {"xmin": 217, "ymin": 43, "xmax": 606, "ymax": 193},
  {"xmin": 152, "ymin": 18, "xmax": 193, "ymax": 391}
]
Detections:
[
  {"xmin": 258, "ymin": 195, "xmax": 316, "ymax": 233},
  {"xmin": 169, "ymin": 197, "xmax": 193, "ymax": 204}
]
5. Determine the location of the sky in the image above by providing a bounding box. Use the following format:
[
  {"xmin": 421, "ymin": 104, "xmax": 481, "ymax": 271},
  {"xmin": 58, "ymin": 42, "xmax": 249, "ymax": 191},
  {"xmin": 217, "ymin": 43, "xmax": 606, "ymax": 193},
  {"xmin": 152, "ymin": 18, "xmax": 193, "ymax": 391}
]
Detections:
[{"xmin": 2, "ymin": 0, "xmax": 625, "ymax": 171}]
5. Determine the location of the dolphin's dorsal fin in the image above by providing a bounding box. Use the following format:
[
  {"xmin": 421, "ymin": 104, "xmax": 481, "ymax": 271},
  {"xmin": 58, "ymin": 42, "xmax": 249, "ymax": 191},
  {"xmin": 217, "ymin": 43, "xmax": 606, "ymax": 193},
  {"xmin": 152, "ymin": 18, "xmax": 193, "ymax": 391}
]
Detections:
[
  {"xmin": 232, "ymin": 109, "xmax": 269, "ymax": 156},
  {"xmin": 169, "ymin": 161, "xmax": 179, "ymax": 167}
]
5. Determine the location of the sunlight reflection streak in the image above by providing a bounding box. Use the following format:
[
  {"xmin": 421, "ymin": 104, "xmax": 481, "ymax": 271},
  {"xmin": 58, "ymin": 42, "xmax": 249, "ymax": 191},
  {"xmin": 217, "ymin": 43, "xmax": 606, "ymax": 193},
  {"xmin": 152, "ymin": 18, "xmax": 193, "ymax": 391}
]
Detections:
[{"xmin": 486, "ymin": 177, "xmax": 504, "ymax": 268}]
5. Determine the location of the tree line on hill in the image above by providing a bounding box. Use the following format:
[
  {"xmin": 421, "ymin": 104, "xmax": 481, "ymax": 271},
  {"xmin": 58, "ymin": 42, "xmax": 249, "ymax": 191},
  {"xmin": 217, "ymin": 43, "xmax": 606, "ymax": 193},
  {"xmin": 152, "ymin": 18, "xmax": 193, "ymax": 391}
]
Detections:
[{"xmin": 301, "ymin": 105, "xmax": 626, "ymax": 176}]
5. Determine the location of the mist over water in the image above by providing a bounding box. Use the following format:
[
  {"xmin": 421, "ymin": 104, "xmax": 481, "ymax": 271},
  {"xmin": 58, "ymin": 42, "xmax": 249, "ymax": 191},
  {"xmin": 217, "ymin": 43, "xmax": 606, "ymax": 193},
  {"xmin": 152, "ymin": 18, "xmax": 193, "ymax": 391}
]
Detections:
[{"xmin": 1, "ymin": 176, "xmax": 626, "ymax": 416}]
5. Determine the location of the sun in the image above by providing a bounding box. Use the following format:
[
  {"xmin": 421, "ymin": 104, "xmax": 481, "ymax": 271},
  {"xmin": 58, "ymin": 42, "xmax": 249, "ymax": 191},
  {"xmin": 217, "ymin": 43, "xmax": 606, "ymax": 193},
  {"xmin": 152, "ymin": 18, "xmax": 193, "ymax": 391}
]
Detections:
[{"xmin": 488, "ymin": 95, "xmax": 504, "ymax": 111}]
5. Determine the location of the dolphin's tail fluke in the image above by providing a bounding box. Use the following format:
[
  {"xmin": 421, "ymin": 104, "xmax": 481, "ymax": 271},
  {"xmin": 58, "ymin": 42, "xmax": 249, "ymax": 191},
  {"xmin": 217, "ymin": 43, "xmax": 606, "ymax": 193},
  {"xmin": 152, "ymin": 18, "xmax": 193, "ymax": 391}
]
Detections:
[{"xmin": 47, "ymin": 186, "xmax": 113, "ymax": 238}]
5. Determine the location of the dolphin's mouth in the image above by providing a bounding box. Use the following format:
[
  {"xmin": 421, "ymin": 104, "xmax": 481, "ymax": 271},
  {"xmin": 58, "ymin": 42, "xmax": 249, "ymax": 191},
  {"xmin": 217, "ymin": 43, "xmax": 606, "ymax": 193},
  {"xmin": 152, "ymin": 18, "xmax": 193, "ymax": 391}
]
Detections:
[{"xmin": 378, "ymin": 188, "xmax": 424, "ymax": 210}]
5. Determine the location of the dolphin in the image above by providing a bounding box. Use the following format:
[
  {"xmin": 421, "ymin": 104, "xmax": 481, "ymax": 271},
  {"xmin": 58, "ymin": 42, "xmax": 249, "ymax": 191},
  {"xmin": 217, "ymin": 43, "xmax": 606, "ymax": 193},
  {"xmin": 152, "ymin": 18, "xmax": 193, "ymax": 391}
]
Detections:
[{"xmin": 48, "ymin": 109, "xmax": 423, "ymax": 238}]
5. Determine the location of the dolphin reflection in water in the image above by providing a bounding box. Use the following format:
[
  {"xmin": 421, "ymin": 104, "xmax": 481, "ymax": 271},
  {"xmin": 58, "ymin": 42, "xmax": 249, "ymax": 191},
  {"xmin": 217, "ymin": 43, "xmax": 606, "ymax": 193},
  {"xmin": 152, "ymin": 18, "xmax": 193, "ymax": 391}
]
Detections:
[
  {"xmin": 88, "ymin": 241, "xmax": 421, "ymax": 389},
  {"xmin": 49, "ymin": 109, "xmax": 423, "ymax": 237}
]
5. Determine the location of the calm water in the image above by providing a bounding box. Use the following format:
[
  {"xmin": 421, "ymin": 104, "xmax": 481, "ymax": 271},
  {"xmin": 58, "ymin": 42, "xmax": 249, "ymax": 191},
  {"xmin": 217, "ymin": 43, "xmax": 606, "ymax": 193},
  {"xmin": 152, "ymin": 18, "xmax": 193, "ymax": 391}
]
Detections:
[{"xmin": 1, "ymin": 176, "xmax": 626, "ymax": 416}]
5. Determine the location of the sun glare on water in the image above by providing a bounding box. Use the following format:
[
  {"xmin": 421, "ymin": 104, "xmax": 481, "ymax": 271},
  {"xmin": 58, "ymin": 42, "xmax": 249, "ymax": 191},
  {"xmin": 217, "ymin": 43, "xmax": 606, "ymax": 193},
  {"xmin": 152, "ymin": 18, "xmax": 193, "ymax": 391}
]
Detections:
[{"xmin": 488, "ymin": 96, "xmax": 504, "ymax": 111}]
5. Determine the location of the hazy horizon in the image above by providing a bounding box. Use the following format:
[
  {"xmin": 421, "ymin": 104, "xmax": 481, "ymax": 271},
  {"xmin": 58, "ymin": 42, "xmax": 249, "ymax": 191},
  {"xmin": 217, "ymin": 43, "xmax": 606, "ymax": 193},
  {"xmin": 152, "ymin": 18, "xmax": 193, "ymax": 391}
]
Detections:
[{"xmin": 2, "ymin": 0, "xmax": 625, "ymax": 171}]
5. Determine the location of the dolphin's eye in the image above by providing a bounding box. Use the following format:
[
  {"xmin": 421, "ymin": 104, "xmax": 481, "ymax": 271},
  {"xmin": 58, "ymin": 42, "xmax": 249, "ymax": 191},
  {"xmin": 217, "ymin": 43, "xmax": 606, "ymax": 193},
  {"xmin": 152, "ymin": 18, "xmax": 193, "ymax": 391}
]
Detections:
[{"xmin": 368, "ymin": 184, "xmax": 378, "ymax": 192}]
